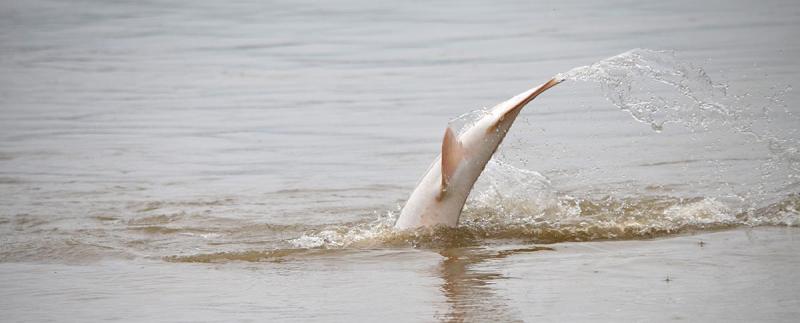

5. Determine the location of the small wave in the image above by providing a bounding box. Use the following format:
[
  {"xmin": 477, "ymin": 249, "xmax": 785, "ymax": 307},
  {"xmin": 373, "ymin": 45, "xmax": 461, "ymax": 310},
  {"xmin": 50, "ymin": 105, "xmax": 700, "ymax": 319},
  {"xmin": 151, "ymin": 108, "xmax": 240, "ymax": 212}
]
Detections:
[
  {"xmin": 285, "ymin": 194, "xmax": 799, "ymax": 251},
  {"xmin": 164, "ymin": 248, "xmax": 360, "ymax": 263},
  {"xmin": 166, "ymin": 194, "xmax": 798, "ymax": 264},
  {"xmin": 165, "ymin": 248, "xmax": 308, "ymax": 263}
]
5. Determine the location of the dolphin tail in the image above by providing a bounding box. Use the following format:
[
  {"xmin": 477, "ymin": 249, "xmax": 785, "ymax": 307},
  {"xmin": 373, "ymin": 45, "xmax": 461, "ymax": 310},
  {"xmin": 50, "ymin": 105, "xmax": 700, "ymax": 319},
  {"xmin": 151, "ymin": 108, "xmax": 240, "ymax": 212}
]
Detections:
[{"xmin": 488, "ymin": 78, "xmax": 562, "ymax": 132}]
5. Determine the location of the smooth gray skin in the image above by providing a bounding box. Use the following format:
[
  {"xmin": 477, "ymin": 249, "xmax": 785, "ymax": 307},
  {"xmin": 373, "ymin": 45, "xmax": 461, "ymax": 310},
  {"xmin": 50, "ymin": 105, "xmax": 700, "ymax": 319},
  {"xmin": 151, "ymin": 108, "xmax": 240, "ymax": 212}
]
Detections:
[{"xmin": 394, "ymin": 78, "xmax": 561, "ymax": 230}]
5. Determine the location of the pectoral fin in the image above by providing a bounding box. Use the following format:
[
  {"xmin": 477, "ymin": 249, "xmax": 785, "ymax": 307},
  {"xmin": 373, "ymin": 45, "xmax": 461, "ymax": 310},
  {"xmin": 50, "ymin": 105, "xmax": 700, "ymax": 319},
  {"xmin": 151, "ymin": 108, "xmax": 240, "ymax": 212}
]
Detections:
[{"xmin": 439, "ymin": 127, "xmax": 464, "ymax": 200}]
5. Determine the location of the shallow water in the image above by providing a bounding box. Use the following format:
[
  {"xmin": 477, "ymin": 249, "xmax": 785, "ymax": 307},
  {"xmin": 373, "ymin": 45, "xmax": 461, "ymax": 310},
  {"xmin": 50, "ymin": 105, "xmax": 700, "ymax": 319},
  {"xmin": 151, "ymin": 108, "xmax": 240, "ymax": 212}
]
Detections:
[
  {"xmin": 1, "ymin": 0, "xmax": 800, "ymax": 321},
  {"xmin": 2, "ymin": 228, "xmax": 798, "ymax": 322}
]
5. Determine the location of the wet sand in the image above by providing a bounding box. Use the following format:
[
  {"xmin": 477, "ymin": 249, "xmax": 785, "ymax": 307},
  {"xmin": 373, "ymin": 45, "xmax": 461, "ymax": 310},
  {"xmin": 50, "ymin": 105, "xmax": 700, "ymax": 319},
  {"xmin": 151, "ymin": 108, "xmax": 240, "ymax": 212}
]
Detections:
[{"xmin": 1, "ymin": 227, "xmax": 797, "ymax": 322}]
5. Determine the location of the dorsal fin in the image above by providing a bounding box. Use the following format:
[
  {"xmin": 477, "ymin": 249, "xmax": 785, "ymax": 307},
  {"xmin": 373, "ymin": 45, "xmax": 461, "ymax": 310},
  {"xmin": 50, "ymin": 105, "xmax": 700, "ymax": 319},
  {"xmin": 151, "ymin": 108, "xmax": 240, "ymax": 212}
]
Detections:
[
  {"xmin": 488, "ymin": 78, "xmax": 562, "ymax": 133},
  {"xmin": 439, "ymin": 127, "xmax": 464, "ymax": 200}
]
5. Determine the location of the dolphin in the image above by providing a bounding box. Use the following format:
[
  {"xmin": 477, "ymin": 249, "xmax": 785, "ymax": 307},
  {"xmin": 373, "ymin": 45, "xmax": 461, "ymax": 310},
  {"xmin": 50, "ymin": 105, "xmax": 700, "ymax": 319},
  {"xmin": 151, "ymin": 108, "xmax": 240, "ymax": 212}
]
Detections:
[{"xmin": 394, "ymin": 78, "xmax": 562, "ymax": 230}]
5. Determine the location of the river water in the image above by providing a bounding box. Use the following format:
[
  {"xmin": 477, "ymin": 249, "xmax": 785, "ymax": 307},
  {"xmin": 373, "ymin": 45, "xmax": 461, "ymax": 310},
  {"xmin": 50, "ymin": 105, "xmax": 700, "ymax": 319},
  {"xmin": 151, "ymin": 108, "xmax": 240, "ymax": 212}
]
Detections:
[{"xmin": 1, "ymin": 0, "xmax": 799, "ymax": 322}]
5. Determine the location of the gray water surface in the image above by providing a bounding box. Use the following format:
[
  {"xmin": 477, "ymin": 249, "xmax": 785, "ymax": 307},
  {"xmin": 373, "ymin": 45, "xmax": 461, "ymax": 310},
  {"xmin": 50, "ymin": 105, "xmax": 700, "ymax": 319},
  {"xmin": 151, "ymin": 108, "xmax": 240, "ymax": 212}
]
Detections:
[{"xmin": 1, "ymin": 0, "xmax": 799, "ymax": 321}]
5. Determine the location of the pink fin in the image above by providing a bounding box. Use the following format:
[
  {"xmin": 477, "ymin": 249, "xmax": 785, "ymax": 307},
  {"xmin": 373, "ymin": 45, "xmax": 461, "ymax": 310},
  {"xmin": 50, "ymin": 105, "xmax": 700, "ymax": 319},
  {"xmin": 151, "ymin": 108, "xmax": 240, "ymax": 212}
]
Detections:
[
  {"xmin": 488, "ymin": 78, "xmax": 562, "ymax": 133},
  {"xmin": 439, "ymin": 127, "xmax": 464, "ymax": 199}
]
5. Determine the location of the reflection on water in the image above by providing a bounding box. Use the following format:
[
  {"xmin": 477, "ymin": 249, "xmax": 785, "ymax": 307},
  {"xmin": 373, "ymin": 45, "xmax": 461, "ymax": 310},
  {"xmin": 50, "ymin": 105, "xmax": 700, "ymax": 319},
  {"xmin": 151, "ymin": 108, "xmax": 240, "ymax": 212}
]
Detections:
[
  {"xmin": 436, "ymin": 246, "xmax": 553, "ymax": 322},
  {"xmin": 1, "ymin": 0, "xmax": 800, "ymax": 321}
]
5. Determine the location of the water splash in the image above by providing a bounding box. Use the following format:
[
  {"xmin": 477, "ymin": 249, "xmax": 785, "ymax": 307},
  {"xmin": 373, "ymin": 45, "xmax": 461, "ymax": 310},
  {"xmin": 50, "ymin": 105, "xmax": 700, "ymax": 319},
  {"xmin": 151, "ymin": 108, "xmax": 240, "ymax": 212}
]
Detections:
[
  {"xmin": 558, "ymin": 49, "xmax": 797, "ymax": 179},
  {"xmin": 290, "ymin": 211, "xmax": 397, "ymax": 249},
  {"xmin": 280, "ymin": 157, "xmax": 799, "ymax": 251},
  {"xmin": 187, "ymin": 193, "xmax": 800, "ymax": 261},
  {"xmin": 199, "ymin": 49, "xmax": 800, "ymax": 257},
  {"xmin": 557, "ymin": 49, "xmax": 734, "ymax": 131}
]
